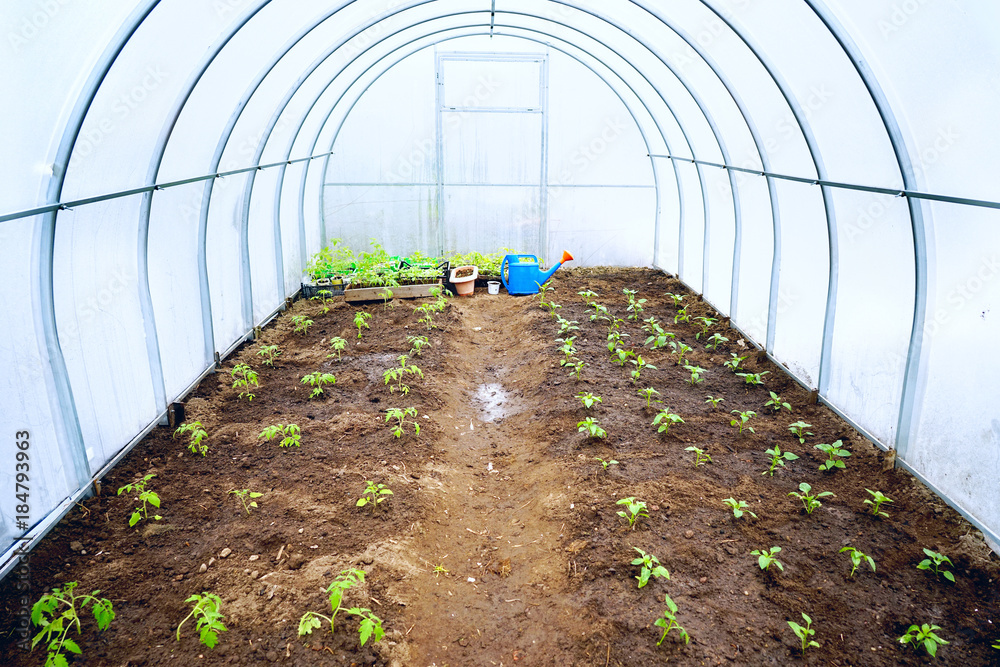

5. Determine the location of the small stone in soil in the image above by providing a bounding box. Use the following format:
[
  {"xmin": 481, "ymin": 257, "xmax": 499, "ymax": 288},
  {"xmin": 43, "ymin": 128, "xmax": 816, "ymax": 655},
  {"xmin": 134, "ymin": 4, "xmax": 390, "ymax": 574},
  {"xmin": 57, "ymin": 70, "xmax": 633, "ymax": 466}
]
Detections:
[
  {"xmin": 699, "ymin": 577, "xmax": 707, "ymax": 583},
  {"xmin": 199, "ymin": 564, "xmax": 207, "ymax": 573},
  {"xmin": 684, "ymin": 530, "xmax": 694, "ymax": 538},
  {"xmin": 220, "ymin": 548, "xmax": 232, "ymax": 558}
]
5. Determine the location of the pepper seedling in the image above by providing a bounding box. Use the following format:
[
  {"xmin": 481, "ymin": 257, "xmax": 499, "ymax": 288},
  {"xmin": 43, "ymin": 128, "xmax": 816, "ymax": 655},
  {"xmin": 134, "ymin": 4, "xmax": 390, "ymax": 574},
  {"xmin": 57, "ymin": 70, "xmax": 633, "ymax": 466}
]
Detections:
[
  {"xmin": 764, "ymin": 391, "xmax": 791, "ymax": 413},
  {"xmin": 788, "ymin": 421, "xmax": 813, "ymax": 444},
  {"xmin": 631, "ymin": 547, "xmax": 670, "ymax": 588},
  {"xmin": 577, "ymin": 392, "xmax": 602, "ymax": 410},
  {"xmin": 763, "ymin": 445, "xmax": 799, "ymax": 476},
  {"xmin": 653, "ymin": 409, "xmax": 684, "ymax": 436},
  {"xmin": 722, "ymin": 498, "xmax": 757, "ymax": 519},
  {"xmin": 787, "ymin": 613, "xmax": 820, "ymax": 655},
  {"xmin": 751, "ymin": 546, "xmax": 784, "ymax": 572},
  {"xmin": 863, "ymin": 489, "xmax": 893, "ymax": 518},
  {"xmin": 577, "ymin": 417, "xmax": 607, "ymax": 439},
  {"xmin": 899, "ymin": 623, "xmax": 948, "ymax": 657},
  {"xmin": 788, "ymin": 482, "xmax": 834, "ymax": 514},
  {"xmin": 655, "ymin": 594, "xmax": 690, "ymax": 646},
  {"xmin": 815, "ymin": 440, "xmax": 851, "ymax": 472},
  {"xmin": 685, "ymin": 446, "xmax": 712, "ymax": 467},
  {"xmin": 616, "ymin": 497, "xmax": 649, "ymax": 530},
  {"xmin": 839, "ymin": 546, "xmax": 876, "ymax": 577}
]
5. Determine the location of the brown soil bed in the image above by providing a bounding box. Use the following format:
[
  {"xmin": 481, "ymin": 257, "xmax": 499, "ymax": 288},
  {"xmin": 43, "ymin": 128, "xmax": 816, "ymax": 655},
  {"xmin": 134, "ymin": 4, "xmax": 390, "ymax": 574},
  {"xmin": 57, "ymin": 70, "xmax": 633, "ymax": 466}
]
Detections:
[{"xmin": 2, "ymin": 267, "xmax": 998, "ymax": 666}]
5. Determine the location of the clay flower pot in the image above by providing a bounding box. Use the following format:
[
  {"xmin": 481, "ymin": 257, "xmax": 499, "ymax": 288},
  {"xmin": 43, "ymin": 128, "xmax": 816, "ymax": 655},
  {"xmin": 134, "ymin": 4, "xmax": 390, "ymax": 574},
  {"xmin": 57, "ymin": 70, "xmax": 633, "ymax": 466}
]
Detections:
[{"xmin": 449, "ymin": 265, "xmax": 479, "ymax": 296}]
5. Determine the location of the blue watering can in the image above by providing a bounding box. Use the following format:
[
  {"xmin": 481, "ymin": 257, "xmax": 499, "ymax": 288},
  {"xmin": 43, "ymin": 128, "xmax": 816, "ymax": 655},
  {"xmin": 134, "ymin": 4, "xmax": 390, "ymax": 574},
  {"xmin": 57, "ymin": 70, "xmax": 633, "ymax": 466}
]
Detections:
[{"xmin": 501, "ymin": 250, "xmax": 574, "ymax": 295}]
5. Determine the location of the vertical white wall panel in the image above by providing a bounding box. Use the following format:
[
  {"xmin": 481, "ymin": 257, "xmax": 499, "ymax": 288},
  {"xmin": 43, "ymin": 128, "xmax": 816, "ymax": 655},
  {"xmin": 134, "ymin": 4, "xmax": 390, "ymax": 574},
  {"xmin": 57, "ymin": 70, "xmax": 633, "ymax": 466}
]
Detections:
[
  {"xmin": 769, "ymin": 180, "xmax": 829, "ymax": 386},
  {"xmin": 909, "ymin": 204, "xmax": 1000, "ymax": 542},
  {"xmin": 53, "ymin": 199, "xmax": 158, "ymax": 471},
  {"xmin": 824, "ymin": 190, "xmax": 913, "ymax": 445},
  {"xmin": 148, "ymin": 182, "xmax": 212, "ymax": 400}
]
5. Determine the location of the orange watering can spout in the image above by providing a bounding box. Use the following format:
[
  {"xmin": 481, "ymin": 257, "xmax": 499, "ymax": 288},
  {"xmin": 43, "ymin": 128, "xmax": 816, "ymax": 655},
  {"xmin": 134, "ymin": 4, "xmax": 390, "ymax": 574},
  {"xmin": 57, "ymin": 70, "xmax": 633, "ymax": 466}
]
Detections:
[{"xmin": 560, "ymin": 250, "xmax": 574, "ymax": 264}]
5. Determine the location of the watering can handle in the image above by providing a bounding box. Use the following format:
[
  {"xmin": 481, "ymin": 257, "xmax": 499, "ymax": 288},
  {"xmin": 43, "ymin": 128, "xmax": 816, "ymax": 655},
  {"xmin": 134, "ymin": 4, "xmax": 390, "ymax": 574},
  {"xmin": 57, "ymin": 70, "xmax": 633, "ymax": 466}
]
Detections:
[{"xmin": 500, "ymin": 255, "xmax": 510, "ymax": 291}]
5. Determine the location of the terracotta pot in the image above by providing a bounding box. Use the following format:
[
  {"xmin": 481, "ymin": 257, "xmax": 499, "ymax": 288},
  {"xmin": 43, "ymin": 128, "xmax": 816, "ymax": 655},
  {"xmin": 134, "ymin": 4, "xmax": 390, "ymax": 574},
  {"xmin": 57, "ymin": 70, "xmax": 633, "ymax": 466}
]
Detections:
[{"xmin": 449, "ymin": 265, "xmax": 479, "ymax": 296}]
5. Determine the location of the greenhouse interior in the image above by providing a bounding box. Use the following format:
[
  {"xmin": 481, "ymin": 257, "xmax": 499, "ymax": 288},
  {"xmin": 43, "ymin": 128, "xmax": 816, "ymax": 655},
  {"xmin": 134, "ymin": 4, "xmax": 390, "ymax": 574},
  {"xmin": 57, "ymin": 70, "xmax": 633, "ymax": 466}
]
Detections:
[{"xmin": 2, "ymin": 1, "xmax": 999, "ymax": 665}]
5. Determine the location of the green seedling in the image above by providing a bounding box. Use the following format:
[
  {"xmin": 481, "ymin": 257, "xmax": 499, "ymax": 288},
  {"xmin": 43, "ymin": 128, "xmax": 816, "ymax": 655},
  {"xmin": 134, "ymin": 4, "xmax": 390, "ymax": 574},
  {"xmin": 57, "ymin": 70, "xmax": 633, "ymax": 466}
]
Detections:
[
  {"xmin": 730, "ymin": 409, "xmax": 756, "ymax": 436},
  {"xmin": 751, "ymin": 546, "xmax": 784, "ymax": 572},
  {"xmin": 259, "ymin": 423, "xmax": 302, "ymax": 448},
  {"xmin": 578, "ymin": 289, "xmax": 599, "ymax": 306},
  {"xmin": 174, "ymin": 421, "xmax": 209, "ymax": 457},
  {"xmin": 407, "ymin": 334, "xmax": 431, "ymax": 357},
  {"xmin": 310, "ymin": 289, "xmax": 335, "ymax": 314},
  {"xmin": 992, "ymin": 639, "xmax": 1000, "ymax": 650},
  {"xmin": 684, "ymin": 364, "xmax": 706, "ymax": 386},
  {"xmin": 694, "ymin": 316, "xmax": 717, "ymax": 340},
  {"xmin": 765, "ymin": 391, "xmax": 791, "ymax": 413},
  {"xmin": 30, "ymin": 582, "xmax": 115, "ymax": 666},
  {"xmin": 737, "ymin": 371, "xmax": 770, "ymax": 385},
  {"xmin": 763, "ymin": 445, "xmax": 799, "ymax": 476},
  {"xmin": 611, "ymin": 348, "xmax": 636, "ymax": 367},
  {"xmin": 291, "ymin": 315, "xmax": 314, "ymax": 334},
  {"xmin": 644, "ymin": 321, "xmax": 676, "ymax": 350},
  {"xmin": 653, "ymin": 409, "xmax": 684, "ymax": 435},
  {"xmin": 789, "ymin": 482, "xmax": 834, "ymax": 514},
  {"xmin": 723, "ymin": 353, "xmax": 748, "ymax": 371},
  {"xmin": 176, "ymin": 593, "xmax": 227, "ymax": 648},
  {"xmin": 637, "ymin": 387, "xmax": 661, "ymax": 408},
  {"xmin": 641, "ymin": 316, "xmax": 659, "ymax": 334},
  {"xmin": 864, "ymin": 489, "xmax": 893, "ymax": 518},
  {"xmin": 566, "ymin": 359, "xmax": 585, "ymax": 380},
  {"xmin": 577, "ymin": 417, "xmax": 607, "ymax": 439},
  {"xmin": 383, "ymin": 355, "xmax": 423, "ymax": 395},
  {"xmin": 606, "ymin": 328, "xmax": 629, "ymax": 352},
  {"xmin": 299, "ymin": 569, "xmax": 383, "ymax": 647},
  {"xmin": 917, "ymin": 548, "xmax": 956, "ymax": 582},
  {"xmin": 655, "ymin": 594, "xmax": 690, "ymax": 646},
  {"xmin": 257, "ymin": 344, "xmax": 280, "ymax": 367},
  {"xmin": 357, "ymin": 481, "xmax": 393, "ymax": 510},
  {"xmin": 228, "ymin": 488, "xmax": 263, "ymax": 515},
  {"xmin": 664, "ymin": 292, "xmax": 685, "ymax": 308},
  {"xmin": 705, "ymin": 395, "xmax": 725, "ymax": 409},
  {"xmin": 685, "ymin": 446, "xmax": 712, "ymax": 467},
  {"xmin": 353, "ymin": 311, "xmax": 371, "ymax": 338},
  {"xmin": 556, "ymin": 316, "xmax": 579, "ymax": 335},
  {"xmin": 378, "ymin": 287, "xmax": 394, "ymax": 311},
  {"xmin": 623, "ymin": 288, "xmax": 647, "ymax": 320},
  {"xmin": 433, "ymin": 564, "xmax": 449, "ymax": 577},
  {"xmin": 327, "ymin": 336, "xmax": 347, "ymax": 361},
  {"xmin": 536, "ymin": 282, "xmax": 555, "ymax": 305},
  {"xmin": 594, "ymin": 457, "xmax": 618, "ymax": 471},
  {"xmin": 669, "ymin": 341, "xmax": 692, "ymax": 366},
  {"xmin": 590, "ymin": 303, "xmax": 612, "ymax": 323},
  {"xmin": 722, "ymin": 498, "xmax": 757, "ymax": 520},
  {"xmin": 301, "ymin": 371, "xmax": 336, "ymax": 399},
  {"xmin": 577, "ymin": 392, "xmax": 602, "ymax": 409},
  {"xmin": 787, "ymin": 613, "xmax": 820, "ymax": 655},
  {"xmin": 899, "ymin": 623, "xmax": 948, "ymax": 657},
  {"xmin": 231, "ymin": 363, "xmax": 259, "ymax": 402},
  {"xmin": 788, "ymin": 421, "xmax": 813, "ymax": 444},
  {"xmin": 414, "ymin": 303, "xmax": 436, "ymax": 330},
  {"xmin": 556, "ymin": 336, "xmax": 577, "ymax": 362},
  {"xmin": 674, "ymin": 307, "xmax": 690, "ymax": 324},
  {"xmin": 541, "ymin": 300, "xmax": 562, "ymax": 318},
  {"xmin": 616, "ymin": 497, "xmax": 649, "ymax": 530},
  {"xmin": 385, "ymin": 407, "xmax": 420, "ymax": 438},
  {"xmin": 117, "ymin": 474, "xmax": 162, "ymax": 527},
  {"xmin": 705, "ymin": 332, "xmax": 729, "ymax": 350},
  {"xmin": 815, "ymin": 440, "xmax": 851, "ymax": 471},
  {"xmin": 839, "ymin": 547, "xmax": 876, "ymax": 577},
  {"xmin": 610, "ymin": 315, "xmax": 627, "ymax": 331},
  {"xmin": 631, "ymin": 547, "xmax": 670, "ymax": 588},
  {"xmin": 629, "ymin": 355, "xmax": 655, "ymax": 383}
]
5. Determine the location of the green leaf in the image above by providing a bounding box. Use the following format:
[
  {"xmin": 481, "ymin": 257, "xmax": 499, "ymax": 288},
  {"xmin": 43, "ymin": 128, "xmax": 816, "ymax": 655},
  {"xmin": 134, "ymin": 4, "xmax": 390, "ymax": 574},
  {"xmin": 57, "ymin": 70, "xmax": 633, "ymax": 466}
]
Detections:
[
  {"xmin": 298, "ymin": 613, "xmax": 322, "ymax": 636},
  {"xmin": 925, "ymin": 637, "xmax": 938, "ymax": 657},
  {"xmin": 358, "ymin": 617, "xmax": 374, "ymax": 646},
  {"xmin": 200, "ymin": 627, "xmax": 219, "ymax": 649},
  {"xmin": 356, "ymin": 498, "xmax": 368, "ymax": 507},
  {"xmin": 63, "ymin": 638, "xmax": 82, "ymax": 654},
  {"xmin": 943, "ymin": 570, "xmax": 955, "ymax": 582},
  {"xmin": 49, "ymin": 653, "xmax": 69, "ymax": 667},
  {"xmin": 129, "ymin": 511, "xmax": 141, "ymax": 527}
]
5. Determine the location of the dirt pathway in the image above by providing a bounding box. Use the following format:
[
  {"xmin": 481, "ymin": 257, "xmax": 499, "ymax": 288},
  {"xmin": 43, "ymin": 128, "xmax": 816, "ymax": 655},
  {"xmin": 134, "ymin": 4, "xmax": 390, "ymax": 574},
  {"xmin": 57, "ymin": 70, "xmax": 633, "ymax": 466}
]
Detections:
[{"xmin": 389, "ymin": 295, "xmax": 586, "ymax": 666}]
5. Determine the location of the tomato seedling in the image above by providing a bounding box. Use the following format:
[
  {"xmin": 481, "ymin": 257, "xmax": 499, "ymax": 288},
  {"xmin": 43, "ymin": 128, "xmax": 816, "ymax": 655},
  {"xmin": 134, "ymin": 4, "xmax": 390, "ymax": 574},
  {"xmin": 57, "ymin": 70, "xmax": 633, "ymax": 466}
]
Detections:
[
  {"xmin": 383, "ymin": 355, "xmax": 423, "ymax": 395},
  {"xmin": 174, "ymin": 421, "xmax": 209, "ymax": 457},
  {"xmin": 176, "ymin": 593, "xmax": 227, "ymax": 648},
  {"xmin": 301, "ymin": 372, "xmax": 336, "ymax": 399},
  {"xmin": 357, "ymin": 481, "xmax": 393, "ymax": 511},
  {"xmin": 231, "ymin": 363, "xmax": 259, "ymax": 402},
  {"xmin": 257, "ymin": 344, "xmax": 280, "ymax": 366},
  {"xmin": 30, "ymin": 582, "xmax": 115, "ymax": 666},
  {"xmin": 117, "ymin": 474, "xmax": 162, "ymax": 527},
  {"xmin": 327, "ymin": 336, "xmax": 347, "ymax": 361},
  {"xmin": 259, "ymin": 423, "xmax": 301, "ymax": 447},
  {"xmin": 385, "ymin": 407, "xmax": 420, "ymax": 438},
  {"xmin": 291, "ymin": 315, "xmax": 314, "ymax": 335},
  {"xmin": 228, "ymin": 488, "xmax": 264, "ymax": 515},
  {"xmin": 407, "ymin": 334, "xmax": 431, "ymax": 356},
  {"xmin": 353, "ymin": 311, "xmax": 371, "ymax": 338}
]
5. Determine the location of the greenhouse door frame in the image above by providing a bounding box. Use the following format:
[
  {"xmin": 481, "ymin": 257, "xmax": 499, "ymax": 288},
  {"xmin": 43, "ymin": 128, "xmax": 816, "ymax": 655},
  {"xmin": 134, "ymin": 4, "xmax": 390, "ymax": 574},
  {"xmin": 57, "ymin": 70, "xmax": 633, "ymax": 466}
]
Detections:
[{"xmin": 434, "ymin": 51, "xmax": 550, "ymax": 257}]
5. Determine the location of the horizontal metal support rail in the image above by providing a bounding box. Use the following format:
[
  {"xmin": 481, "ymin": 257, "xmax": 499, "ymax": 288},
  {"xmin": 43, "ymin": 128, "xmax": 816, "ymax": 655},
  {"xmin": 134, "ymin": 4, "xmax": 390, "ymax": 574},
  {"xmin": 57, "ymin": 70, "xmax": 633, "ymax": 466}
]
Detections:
[
  {"xmin": 0, "ymin": 151, "xmax": 336, "ymax": 224},
  {"xmin": 649, "ymin": 153, "xmax": 1000, "ymax": 210}
]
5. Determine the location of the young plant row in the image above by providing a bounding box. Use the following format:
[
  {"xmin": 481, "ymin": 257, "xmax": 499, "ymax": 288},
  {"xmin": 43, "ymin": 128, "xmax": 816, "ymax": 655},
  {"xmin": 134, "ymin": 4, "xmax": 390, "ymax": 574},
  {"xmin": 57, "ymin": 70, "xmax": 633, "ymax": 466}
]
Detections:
[{"xmin": 547, "ymin": 285, "xmax": 982, "ymax": 658}]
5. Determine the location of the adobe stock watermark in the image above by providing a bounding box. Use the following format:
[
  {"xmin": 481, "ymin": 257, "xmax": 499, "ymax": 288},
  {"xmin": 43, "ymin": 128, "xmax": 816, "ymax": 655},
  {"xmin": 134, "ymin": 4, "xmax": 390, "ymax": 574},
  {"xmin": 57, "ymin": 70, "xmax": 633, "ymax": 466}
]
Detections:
[
  {"xmin": 6, "ymin": 0, "xmax": 72, "ymax": 54},
  {"xmin": 68, "ymin": 66, "xmax": 169, "ymax": 169},
  {"xmin": 877, "ymin": 0, "xmax": 931, "ymax": 40}
]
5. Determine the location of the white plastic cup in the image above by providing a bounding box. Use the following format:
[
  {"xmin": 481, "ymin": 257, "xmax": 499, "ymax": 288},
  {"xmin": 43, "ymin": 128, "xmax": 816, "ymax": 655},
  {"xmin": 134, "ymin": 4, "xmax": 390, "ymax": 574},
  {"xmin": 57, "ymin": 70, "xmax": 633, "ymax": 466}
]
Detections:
[{"xmin": 487, "ymin": 281, "xmax": 500, "ymax": 295}]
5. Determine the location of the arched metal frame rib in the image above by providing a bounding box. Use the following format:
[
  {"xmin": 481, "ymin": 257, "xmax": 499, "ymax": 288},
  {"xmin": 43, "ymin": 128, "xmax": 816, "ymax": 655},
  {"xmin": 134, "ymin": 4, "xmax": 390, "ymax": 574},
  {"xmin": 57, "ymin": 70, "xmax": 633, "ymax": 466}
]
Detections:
[{"xmin": 802, "ymin": 0, "xmax": 928, "ymax": 457}]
